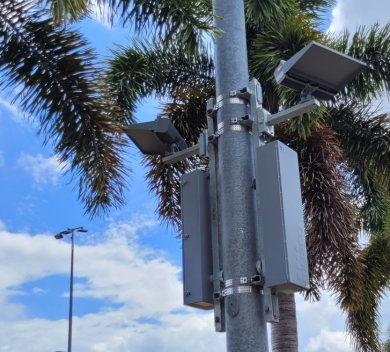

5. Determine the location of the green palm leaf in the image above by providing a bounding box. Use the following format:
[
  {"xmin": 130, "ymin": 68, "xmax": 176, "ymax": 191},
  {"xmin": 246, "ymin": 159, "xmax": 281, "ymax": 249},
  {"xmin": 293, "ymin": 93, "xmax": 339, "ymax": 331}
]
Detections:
[
  {"xmin": 248, "ymin": 14, "xmax": 322, "ymax": 112},
  {"xmin": 346, "ymin": 225, "xmax": 390, "ymax": 352},
  {"xmin": 44, "ymin": 0, "xmax": 222, "ymax": 57},
  {"xmin": 244, "ymin": 0, "xmax": 297, "ymax": 26},
  {"xmin": 0, "ymin": 0, "xmax": 130, "ymax": 217},
  {"xmin": 105, "ymin": 38, "xmax": 214, "ymax": 124},
  {"xmin": 383, "ymin": 326, "xmax": 390, "ymax": 351},
  {"xmin": 325, "ymin": 23, "xmax": 390, "ymax": 102},
  {"xmin": 41, "ymin": 0, "xmax": 91, "ymax": 23},
  {"xmin": 325, "ymin": 101, "xmax": 390, "ymax": 197}
]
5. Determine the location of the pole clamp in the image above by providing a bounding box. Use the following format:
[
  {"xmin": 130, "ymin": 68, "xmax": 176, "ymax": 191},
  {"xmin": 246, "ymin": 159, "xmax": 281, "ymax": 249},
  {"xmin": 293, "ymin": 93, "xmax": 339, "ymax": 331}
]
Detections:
[
  {"xmin": 207, "ymin": 87, "xmax": 253, "ymax": 118},
  {"xmin": 217, "ymin": 115, "xmax": 253, "ymax": 130},
  {"xmin": 214, "ymin": 97, "xmax": 249, "ymax": 111},
  {"xmin": 208, "ymin": 115, "xmax": 253, "ymax": 144},
  {"xmin": 216, "ymin": 87, "xmax": 253, "ymax": 104}
]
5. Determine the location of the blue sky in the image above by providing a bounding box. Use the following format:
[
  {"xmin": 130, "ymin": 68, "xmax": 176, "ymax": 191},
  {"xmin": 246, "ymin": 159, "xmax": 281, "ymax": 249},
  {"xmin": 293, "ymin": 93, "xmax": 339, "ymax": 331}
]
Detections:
[{"xmin": 1, "ymin": 1, "xmax": 390, "ymax": 351}]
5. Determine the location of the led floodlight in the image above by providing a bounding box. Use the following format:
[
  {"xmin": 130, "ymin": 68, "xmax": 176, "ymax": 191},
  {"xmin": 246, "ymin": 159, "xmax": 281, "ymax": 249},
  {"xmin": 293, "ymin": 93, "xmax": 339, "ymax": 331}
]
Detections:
[
  {"xmin": 274, "ymin": 42, "xmax": 366, "ymax": 101},
  {"xmin": 124, "ymin": 116, "xmax": 188, "ymax": 156},
  {"xmin": 54, "ymin": 234, "xmax": 63, "ymax": 239}
]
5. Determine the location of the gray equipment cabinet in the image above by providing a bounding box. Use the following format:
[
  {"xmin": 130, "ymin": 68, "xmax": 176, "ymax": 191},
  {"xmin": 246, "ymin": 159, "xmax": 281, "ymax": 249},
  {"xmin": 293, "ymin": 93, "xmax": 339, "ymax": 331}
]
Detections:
[
  {"xmin": 257, "ymin": 141, "xmax": 310, "ymax": 293},
  {"xmin": 181, "ymin": 170, "xmax": 214, "ymax": 310}
]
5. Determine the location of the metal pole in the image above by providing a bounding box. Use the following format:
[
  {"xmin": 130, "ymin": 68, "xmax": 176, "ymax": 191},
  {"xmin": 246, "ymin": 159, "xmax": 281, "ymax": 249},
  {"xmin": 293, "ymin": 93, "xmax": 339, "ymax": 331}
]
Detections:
[
  {"xmin": 68, "ymin": 229, "xmax": 74, "ymax": 352},
  {"xmin": 212, "ymin": 0, "xmax": 268, "ymax": 351}
]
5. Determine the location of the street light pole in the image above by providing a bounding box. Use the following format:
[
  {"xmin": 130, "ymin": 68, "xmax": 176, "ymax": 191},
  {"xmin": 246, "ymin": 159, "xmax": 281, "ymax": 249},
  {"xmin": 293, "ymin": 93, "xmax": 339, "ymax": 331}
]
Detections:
[
  {"xmin": 68, "ymin": 229, "xmax": 74, "ymax": 352},
  {"xmin": 54, "ymin": 227, "xmax": 88, "ymax": 352},
  {"xmin": 212, "ymin": 0, "xmax": 269, "ymax": 351}
]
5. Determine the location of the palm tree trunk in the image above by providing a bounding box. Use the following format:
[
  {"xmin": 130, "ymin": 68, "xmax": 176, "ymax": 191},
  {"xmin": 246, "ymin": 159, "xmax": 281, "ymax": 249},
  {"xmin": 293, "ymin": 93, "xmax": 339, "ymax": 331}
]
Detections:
[{"xmin": 271, "ymin": 292, "xmax": 298, "ymax": 352}]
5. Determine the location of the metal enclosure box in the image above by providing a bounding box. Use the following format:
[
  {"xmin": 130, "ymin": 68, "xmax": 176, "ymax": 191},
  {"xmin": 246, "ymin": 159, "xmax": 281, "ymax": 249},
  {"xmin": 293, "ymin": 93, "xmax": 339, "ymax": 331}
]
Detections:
[
  {"xmin": 257, "ymin": 141, "xmax": 310, "ymax": 293},
  {"xmin": 181, "ymin": 170, "xmax": 214, "ymax": 310}
]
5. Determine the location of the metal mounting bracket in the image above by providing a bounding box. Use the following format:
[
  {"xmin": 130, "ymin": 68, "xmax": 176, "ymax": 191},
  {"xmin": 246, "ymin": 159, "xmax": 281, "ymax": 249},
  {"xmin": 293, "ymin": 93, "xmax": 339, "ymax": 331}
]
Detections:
[
  {"xmin": 300, "ymin": 83, "xmax": 318, "ymax": 103},
  {"xmin": 258, "ymin": 108, "xmax": 275, "ymax": 139},
  {"xmin": 207, "ymin": 98, "xmax": 217, "ymax": 118},
  {"xmin": 162, "ymin": 130, "xmax": 209, "ymax": 164},
  {"xmin": 267, "ymin": 97, "xmax": 320, "ymax": 127},
  {"xmin": 251, "ymin": 274, "xmax": 265, "ymax": 286}
]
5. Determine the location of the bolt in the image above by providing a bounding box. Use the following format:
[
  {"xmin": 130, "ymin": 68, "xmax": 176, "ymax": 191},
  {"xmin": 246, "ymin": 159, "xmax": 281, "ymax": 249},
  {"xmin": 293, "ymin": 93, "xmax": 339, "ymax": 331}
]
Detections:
[
  {"xmin": 265, "ymin": 306, "xmax": 270, "ymax": 312},
  {"xmin": 215, "ymin": 317, "xmax": 220, "ymax": 323}
]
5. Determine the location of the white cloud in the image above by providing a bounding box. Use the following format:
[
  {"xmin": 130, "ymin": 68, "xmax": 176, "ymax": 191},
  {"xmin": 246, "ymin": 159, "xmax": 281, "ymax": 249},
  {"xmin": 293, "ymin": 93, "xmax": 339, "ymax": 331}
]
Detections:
[
  {"xmin": 17, "ymin": 152, "xmax": 63, "ymax": 187},
  {"xmin": 31, "ymin": 287, "xmax": 47, "ymax": 295},
  {"xmin": 329, "ymin": 0, "xmax": 390, "ymax": 33},
  {"xmin": 0, "ymin": 97, "xmax": 20, "ymax": 118},
  {"xmin": 306, "ymin": 329, "xmax": 351, "ymax": 351},
  {"xmin": 0, "ymin": 97, "xmax": 33, "ymax": 128},
  {"xmin": 1, "ymin": 217, "xmax": 389, "ymax": 352},
  {"xmin": 0, "ymin": 217, "xmax": 226, "ymax": 352},
  {"xmin": 91, "ymin": 1, "xmax": 114, "ymax": 28},
  {"xmin": 0, "ymin": 151, "xmax": 4, "ymax": 167}
]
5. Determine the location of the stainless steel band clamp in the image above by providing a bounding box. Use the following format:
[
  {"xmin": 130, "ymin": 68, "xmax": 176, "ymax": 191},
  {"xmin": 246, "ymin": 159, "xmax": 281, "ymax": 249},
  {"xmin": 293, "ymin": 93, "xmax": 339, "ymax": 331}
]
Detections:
[
  {"xmin": 208, "ymin": 115, "xmax": 253, "ymax": 144},
  {"xmin": 213, "ymin": 274, "xmax": 265, "ymax": 301},
  {"xmin": 207, "ymin": 87, "xmax": 253, "ymax": 118}
]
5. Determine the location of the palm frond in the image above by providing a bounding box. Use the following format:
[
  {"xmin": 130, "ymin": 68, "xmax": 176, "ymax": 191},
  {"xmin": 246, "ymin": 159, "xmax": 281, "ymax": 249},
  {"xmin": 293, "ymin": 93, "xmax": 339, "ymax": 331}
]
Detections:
[
  {"xmin": 41, "ymin": 0, "xmax": 91, "ymax": 23},
  {"xmin": 275, "ymin": 125, "xmax": 364, "ymax": 305},
  {"xmin": 325, "ymin": 23, "xmax": 390, "ymax": 102},
  {"xmin": 345, "ymin": 224, "xmax": 390, "ymax": 352},
  {"xmin": 353, "ymin": 164, "xmax": 390, "ymax": 234},
  {"xmin": 325, "ymin": 101, "xmax": 390, "ymax": 197},
  {"xmin": 44, "ymin": 0, "xmax": 221, "ymax": 56},
  {"xmin": 296, "ymin": 0, "xmax": 335, "ymax": 19},
  {"xmin": 383, "ymin": 326, "xmax": 390, "ymax": 352},
  {"xmin": 144, "ymin": 82, "xmax": 214, "ymax": 230},
  {"xmin": 248, "ymin": 14, "xmax": 322, "ymax": 112},
  {"xmin": 244, "ymin": 0, "xmax": 297, "ymax": 27},
  {"xmin": 104, "ymin": 38, "xmax": 214, "ymax": 125},
  {"xmin": 0, "ymin": 0, "xmax": 130, "ymax": 217}
]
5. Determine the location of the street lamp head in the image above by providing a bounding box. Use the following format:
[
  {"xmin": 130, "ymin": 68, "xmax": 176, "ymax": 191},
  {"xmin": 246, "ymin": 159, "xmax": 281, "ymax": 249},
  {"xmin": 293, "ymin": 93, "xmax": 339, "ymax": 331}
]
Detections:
[
  {"xmin": 77, "ymin": 229, "xmax": 88, "ymax": 232},
  {"xmin": 54, "ymin": 234, "xmax": 63, "ymax": 239},
  {"xmin": 274, "ymin": 41, "xmax": 366, "ymax": 101},
  {"xmin": 124, "ymin": 116, "xmax": 188, "ymax": 156}
]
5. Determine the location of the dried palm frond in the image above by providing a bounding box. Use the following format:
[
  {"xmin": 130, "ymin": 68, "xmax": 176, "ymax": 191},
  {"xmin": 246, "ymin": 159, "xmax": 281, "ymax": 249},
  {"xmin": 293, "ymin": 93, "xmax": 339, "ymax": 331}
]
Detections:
[{"xmin": 275, "ymin": 125, "xmax": 364, "ymax": 305}]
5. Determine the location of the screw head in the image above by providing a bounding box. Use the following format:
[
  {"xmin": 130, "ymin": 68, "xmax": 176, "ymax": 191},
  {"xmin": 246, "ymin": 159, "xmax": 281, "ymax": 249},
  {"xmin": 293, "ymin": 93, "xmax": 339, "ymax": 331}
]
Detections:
[{"xmin": 214, "ymin": 317, "xmax": 220, "ymax": 323}]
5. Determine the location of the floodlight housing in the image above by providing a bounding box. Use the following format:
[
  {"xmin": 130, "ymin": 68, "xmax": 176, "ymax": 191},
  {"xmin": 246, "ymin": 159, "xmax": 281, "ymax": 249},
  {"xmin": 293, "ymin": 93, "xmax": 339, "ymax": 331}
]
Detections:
[
  {"xmin": 274, "ymin": 42, "xmax": 366, "ymax": 101},
  {"xmin": 78, "ymin": 229, "xmax": 88, "ymax": 233},
  {"xmin": 54, "ymin": 234, "xmax": 63, "ymax": 239},
  {"xmin": 124, "ymin": 116, "xmax": 188, "ymax": 155}
]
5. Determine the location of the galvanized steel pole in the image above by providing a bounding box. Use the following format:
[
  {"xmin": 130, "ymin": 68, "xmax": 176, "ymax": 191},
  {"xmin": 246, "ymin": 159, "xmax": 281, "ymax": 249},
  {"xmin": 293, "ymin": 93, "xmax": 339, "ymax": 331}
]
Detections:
[
  {"xmin": 212, "ymin": 0, "xmax": 269, "ymax": 351},
  {"xmin": 68, "ymin": 229, "xmax": 74, "ymax": 352}
]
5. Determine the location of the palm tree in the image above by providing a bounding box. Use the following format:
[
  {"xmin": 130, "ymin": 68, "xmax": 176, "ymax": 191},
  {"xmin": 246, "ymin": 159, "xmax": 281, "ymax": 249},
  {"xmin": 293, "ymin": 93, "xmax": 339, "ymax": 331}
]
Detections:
[
  {"xmin": 383, "ymin": 326, "xmax": 390, "ymax": 352},
  {"xmin": 2, "ymin": 0, "xmax": 390, "ymax": 351},
  {"xmin": 0, "ymin": 0, "xmax": 131, "ymax": 216},
  {"xmin": 0, "ymin": 0, "xmax": 221, "ymax": 216},
  {"xmin": 103, "ymin": 11, "xmax": 390, "ymax": 352}
]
